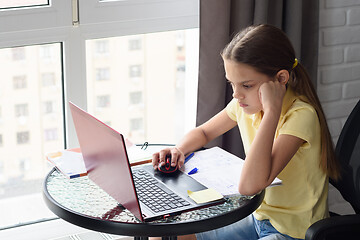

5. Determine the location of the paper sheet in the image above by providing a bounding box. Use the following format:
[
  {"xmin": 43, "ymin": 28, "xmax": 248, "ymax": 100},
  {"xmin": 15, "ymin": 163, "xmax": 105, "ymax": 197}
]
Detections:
[
  {"xmin": 187, "ymin": 189, "xmax": 223, "ymax": 204},
  {"xmin": 182, "ymin": 147, "xmax": 282, "ymax": 196},
  {"xmin": 46, "ymin": 149, "xmax": 87, "ymax": 179}
]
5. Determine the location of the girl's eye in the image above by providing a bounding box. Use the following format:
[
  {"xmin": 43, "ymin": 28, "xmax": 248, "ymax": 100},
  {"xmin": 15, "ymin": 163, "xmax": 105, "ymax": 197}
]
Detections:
[{"xmin": 243, "ymin": 84, "xmax": 252, "ymax": 89}]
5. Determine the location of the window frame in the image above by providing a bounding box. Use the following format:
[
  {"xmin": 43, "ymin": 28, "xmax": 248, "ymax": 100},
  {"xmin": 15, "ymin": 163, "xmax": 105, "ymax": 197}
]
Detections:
[
  {"xmin": 1, "ymin": 0, "xmax": 199, "ymax": 148},
  {"xmin": 0, "ymin": 0, "xmax": 199, "ymax": 231}
]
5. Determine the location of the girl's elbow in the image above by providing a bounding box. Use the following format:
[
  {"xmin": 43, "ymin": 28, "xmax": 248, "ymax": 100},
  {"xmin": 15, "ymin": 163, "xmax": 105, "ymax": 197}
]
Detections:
[
  {"xmin": 238, "ymin": 183, "xmax": 259, "ymax": 196},
  {"xmin": 238, "ymin": 181, "xmax": 268, "ymax": 196}
]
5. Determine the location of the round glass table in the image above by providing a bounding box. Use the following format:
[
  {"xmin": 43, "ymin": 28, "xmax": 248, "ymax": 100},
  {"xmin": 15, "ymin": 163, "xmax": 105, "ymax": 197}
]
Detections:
[{"xmin": 43, "ymin": 167, "xmax": 264, "ymax": 240}]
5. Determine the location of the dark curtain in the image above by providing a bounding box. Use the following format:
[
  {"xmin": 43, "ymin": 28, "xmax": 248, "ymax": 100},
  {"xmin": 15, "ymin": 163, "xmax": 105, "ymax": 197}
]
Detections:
[{"xmin": 196, "ymin": 0, "xmax": 319, "ymax": 158}]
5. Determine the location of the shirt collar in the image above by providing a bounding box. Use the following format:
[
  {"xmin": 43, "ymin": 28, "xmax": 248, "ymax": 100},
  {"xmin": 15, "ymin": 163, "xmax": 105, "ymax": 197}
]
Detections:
[{"xmin": 280, "ymin": 87, "xmax": 298, "ymax": 118}]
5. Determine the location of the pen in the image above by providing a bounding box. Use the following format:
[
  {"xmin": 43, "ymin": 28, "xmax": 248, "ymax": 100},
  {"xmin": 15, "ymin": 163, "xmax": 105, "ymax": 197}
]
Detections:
[
  {"xmin": 188, "ymin": 167, "xmax": 198, "ymax": 175},
  {"xmin": 184, "ymin": 152, "xmax": 194, "ymax": 164}
]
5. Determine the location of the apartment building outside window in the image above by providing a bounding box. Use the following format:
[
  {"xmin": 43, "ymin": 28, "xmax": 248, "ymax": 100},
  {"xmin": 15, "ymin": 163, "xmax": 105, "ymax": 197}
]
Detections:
[{"xmin": 0, "ymin": 0, "xmax": 199, "ymax": 232}]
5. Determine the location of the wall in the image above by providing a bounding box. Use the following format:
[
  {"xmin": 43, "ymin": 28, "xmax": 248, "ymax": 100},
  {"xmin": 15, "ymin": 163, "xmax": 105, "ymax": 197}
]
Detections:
[{"xmin": 318, "ymin": 0, "xmax": 360, "ymax": 214}]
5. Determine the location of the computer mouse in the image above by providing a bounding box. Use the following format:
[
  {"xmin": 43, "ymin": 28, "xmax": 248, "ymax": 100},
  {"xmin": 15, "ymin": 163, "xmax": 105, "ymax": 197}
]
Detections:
[{"xmin": 158, "ymin": 155, "xmax": 178, "ymax": 174}]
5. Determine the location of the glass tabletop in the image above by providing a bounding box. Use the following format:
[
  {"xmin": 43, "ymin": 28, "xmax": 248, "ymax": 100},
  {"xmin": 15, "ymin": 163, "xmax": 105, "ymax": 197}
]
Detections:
[{"xmin": 44, "ymin": 167, "xmax": 264, "ymax": 237}]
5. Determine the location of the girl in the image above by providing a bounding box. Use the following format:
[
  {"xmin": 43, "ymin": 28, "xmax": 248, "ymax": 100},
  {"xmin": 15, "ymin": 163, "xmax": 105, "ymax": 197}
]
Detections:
[{"xmin": 152, "ymin": 24, "xmax": 340, "ymax": 240}]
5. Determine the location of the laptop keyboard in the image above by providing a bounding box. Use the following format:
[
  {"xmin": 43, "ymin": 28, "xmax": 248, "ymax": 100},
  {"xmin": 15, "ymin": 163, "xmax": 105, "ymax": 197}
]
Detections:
[{"xmin": 132, "ymin": 169, "xmax": 191, "ymax": 213}]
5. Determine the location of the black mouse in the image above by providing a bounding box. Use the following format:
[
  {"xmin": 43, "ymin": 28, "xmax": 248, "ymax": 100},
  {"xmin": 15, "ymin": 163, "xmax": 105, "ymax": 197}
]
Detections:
[{"xmin": 158, "ymin": 155, "xmax": 178, "ymax": 174}]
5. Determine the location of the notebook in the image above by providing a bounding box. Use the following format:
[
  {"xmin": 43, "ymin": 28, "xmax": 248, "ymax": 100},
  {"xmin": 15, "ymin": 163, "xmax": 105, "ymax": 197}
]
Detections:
[{"xmin": 69, "ymin": 102, "xmax": 225, "ymax": 222}]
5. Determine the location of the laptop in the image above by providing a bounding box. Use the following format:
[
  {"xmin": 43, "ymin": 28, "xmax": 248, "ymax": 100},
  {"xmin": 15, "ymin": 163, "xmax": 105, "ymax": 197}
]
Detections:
[{"xmin": 69, "ymin": 102, "xmax": 225, "ymax": 222}]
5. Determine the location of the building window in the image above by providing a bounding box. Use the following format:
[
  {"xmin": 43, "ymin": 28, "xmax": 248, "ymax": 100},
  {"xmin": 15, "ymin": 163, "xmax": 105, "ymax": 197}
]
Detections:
[
  {"xmin": 17, "ymin": 131, "xmax": 30, "ymax": 144},
  {"xmin": 15, "ymin": 104, "xmax": 29, "ymax": 117},
  {"xmin": 13, "ymin": 75, "xmax": 27, "ymax": 89},
  {"xmin": 39, "ymin": 45, "xmax": 54, "ymax": 60},
  {"xmin": 44, "ymin": 128, "xmax": 58, "ymax": 141},
  {"xmin": 43, "ymin": 101, "xmax": 54, "ymax": 114},
  {"xmin": 97, "ymin": 95, "xmax": 110, "ymax": 108},
  {"xmin": 129, "ymin": 38, "xmax": 142, "ymax": 51},
  {"xmin": 42, "ymin": 73, "xmax": 56, "ymax": 87},
  {"xmin": 175, "ymin": 32, "xmax": 185, "ymax": 52},
  {"xmin": 129, "ymin": 91, "xmax": 143, "ymax": 105},
  {"xmin": 130, "ymin": 118, "xmax": 143, "ymax": 131},
  {"xmin": 19, "ymin": 158, "xmax": 30, "ymax": 172},
  {"xmin": 96, "ymin": 68, "xmax": 110, "ymax": 81},
  {"xmin": 11, "ymin": 47, "xmax": 25, "ymax": 61},
  {"xmin": 0, "ymin": 160, "xmax": 3, "ymax": 175},
  {"xmin": 129, "ymin": 65, "xmax": 142, "ymax": 78},
  {"xmin": 95, "ymin": 40, "xmax": 109, "ymax": 55}
]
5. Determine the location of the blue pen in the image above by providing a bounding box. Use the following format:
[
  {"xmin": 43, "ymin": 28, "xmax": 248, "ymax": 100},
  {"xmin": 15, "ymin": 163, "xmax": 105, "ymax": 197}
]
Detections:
[
  {"xmin": 188, "ymin": 167, "xmax": 198, "ymax": 175},
  {"xmin": 184, "ymin": 152, "xmax": 194, "ymax": 164}
]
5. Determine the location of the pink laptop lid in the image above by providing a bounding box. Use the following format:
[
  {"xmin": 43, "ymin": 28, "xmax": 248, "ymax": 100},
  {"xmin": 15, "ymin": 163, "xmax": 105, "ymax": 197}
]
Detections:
[{"xmin": 69, "ymin": 102, "xmax": 143, "ymax": 221}]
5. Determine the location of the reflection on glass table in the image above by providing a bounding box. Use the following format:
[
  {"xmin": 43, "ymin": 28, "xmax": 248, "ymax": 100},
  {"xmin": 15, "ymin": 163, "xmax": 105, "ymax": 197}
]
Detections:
[{"xmin": 44, "ymin": 168, "xmax": 264, "ymax": 240}]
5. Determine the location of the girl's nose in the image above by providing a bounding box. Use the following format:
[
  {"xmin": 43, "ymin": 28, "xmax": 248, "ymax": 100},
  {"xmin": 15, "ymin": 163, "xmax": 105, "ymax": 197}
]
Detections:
[{"xmin": 233, "ymin": 90, "xmax": 244, "ymax": 100}]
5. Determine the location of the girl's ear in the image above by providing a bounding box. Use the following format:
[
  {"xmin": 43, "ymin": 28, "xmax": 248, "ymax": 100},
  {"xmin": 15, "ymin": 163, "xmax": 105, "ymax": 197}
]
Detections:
[{"xmin": 276, "ymin": 70, "xmax": 289, "ymax": 85}]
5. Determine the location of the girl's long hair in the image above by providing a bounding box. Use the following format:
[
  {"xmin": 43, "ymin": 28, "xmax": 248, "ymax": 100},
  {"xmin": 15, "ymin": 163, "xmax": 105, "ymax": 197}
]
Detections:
[{"xmin": 222, "ymin": 24, "xmax": 340, "ymax": 180}]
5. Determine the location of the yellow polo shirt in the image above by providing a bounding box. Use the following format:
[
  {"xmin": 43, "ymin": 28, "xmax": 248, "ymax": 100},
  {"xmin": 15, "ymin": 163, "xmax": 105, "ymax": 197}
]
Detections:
[{"xmin": 226, "ymin": 87, "xmax": 328, "ymax": 239}]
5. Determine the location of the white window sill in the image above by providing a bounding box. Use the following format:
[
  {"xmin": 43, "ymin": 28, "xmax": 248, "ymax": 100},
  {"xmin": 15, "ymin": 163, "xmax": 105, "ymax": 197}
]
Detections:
[{"xmin": 0, "ymin": 218, "xmax": 131, "ymax": 240}]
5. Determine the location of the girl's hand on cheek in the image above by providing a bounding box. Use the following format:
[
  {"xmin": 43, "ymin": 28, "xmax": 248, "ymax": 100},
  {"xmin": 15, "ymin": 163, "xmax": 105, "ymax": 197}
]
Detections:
[{"xmin": 258, "ymin": 81, "xmax": 286, "ymax": 114}]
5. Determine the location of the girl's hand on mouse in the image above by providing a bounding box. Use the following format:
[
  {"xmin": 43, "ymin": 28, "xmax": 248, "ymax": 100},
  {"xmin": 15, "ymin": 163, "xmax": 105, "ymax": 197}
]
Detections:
[
  {"xmin": 258, "ymin": 80, "xmax": 286, "ymax": 115},
  {"xmin": 152, "ymin": 147, "xmax": 185, "ymax": 170}
]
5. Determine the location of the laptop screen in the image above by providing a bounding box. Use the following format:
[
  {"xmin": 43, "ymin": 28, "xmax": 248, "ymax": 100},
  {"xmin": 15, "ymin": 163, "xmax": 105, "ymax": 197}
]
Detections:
[{"xmin": 69, "ymin": 102, "xmax": 143, "ymax": 221}]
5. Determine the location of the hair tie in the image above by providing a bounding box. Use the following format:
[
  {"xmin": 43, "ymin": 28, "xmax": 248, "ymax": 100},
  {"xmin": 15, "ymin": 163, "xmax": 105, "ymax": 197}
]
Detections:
[{"xmin": 292, "ymin": 58, "xmax": 298, "ymax": 69}]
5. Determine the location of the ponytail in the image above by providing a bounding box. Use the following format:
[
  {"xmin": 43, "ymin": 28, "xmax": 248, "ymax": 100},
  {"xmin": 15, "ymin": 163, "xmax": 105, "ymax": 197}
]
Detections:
[{"xmin": 291, "ymin": 64, "xmax": 341, "ymax": 180}]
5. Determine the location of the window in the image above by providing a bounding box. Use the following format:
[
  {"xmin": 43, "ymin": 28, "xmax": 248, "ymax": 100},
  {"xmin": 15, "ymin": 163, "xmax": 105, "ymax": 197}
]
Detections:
[
  {"xmin": 0, "ymin": 44, "xmax": 64, "ymax": 228},
  {"xmin": 11, "ymin": 48, "xmax": 25, "ymax": 61},
  {"xmin": 0, "ymin": 0, "xmax": 49, "ymax": 9},
  {"xmin": 0, "ymin": 160, "xmax": 3, "ymax": 175},
  {"xmin": 95, "ymin": 40, "xmax": 109, "ymax": 55},
  {"xmin": 0, "ymin": 0, "xmax": 198, "ymax": 231},
  {"xmin": 13, "ymin": 75, "xmax": 27, "ymax": 89},
  {"xmin": 19, "ymin": 158, "xmax": 30, "ymax": 173},
  {"xmin": 42, "ymin": 73, "xmax": 56, "ymax": 87},
  {"xmin": 129, "ymin": 65, "xmax": 142, "ymax": 78},
  {"xmin": 96, "ymin": 68, "xmax": 110, "ymax": 81},
  {"xmin": 130, "ymin": 118, "xmax": 143, "ymax": 131},
  {"xmin": 129, "ymin": 38, "xmax": 142, "ymax": 51},
  {"xmin": 97, "ymin": 95, "xmax": 111, "ymax": 108},
  {"xmin": 86, "ymin": 29, "xmax": 199, "ymax": 144},
  {"xmin": 43, "ymin": 101, "xmax": 54, "ymax": 114},
  {"xmin": 130, "ymin": 91, "xmax": 143, "ymax": 105},
  {"xmin": 17, "ymin": 131, "xmax": 30, "ymax": 144},
  {"xmin": 44, "ymin": 128, "xmax": 58, "ymax": 141},
  {"xmin": 15, "ymin": 104, "xmax": 29, "ymax": 117},
  {"xmin": 39, "ymin": 45, "xmax": 55, "ymax": 62}
]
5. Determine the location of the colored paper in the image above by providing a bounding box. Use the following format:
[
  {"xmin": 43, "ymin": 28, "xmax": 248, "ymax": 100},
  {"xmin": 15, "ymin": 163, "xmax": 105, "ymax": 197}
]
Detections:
[{"xmin": 187, "ymin": 188, "xmax": 223, "ymax": 204}]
